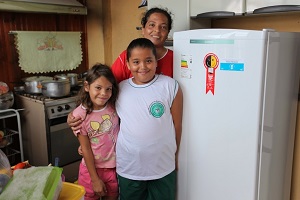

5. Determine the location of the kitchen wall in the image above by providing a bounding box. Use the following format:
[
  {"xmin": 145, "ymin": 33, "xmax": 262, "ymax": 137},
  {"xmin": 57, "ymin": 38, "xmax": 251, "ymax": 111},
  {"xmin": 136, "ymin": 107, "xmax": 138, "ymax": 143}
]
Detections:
[
  {"xmin": 110, "ymin": 0, "xmax": 146, "ymax": 64},
  {"xmin": 104, "ymin": 0, "xmax": 145, "ymax": 66},
  {"xmin": 86, "ymin": 0, "xmax": 145, "ymax": 67},
  {"xmin": 86, "ymin": 0, "xmax": 104, "ymax": 67}
]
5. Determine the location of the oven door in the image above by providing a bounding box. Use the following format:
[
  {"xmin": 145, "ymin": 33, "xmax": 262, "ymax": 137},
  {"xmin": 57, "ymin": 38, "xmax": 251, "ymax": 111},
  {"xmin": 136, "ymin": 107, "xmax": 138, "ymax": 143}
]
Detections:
[{"xmin": 49, "ymin": 118, "xmax": 82, "ymax": 167}]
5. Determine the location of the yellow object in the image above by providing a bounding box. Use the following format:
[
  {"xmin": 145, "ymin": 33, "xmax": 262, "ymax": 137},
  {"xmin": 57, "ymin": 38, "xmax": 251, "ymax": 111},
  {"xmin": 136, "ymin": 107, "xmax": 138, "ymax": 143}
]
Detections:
[
  {"xmin": 90, "ymin": 121, "xmax": 100, "ymax": 130},
  {"xmin": 59, "ymin": 182, "xmax": 85, "ymax": 200}
]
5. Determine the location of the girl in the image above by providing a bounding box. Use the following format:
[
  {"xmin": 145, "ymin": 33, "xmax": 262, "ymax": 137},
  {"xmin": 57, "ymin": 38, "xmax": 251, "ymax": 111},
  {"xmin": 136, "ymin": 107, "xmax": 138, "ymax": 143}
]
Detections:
[{"xmin": 72, "ymin": 63, "xmax": 119, "ymax": 200}]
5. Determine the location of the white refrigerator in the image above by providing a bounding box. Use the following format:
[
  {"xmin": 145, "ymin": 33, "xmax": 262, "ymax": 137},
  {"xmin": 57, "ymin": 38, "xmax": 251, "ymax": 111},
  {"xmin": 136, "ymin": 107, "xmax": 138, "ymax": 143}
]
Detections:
[{"xmin": 173, "ymin": 29, "xmax": 300, "ymax": 200}]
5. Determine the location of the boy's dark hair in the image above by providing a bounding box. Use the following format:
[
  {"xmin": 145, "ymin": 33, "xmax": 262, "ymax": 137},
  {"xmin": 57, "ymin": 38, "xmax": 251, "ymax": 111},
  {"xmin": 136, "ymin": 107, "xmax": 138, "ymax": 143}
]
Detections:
[
  {"xmin": 141, "ymin": 7, "xmax": 173, "ymax": 32},
  {"xmin": 76, "ymin": 63, "xmax": 119, "ymax": 114},
  {"xmin": 126, "ymin": 38, "xmax": 157, "ymax": 62}
]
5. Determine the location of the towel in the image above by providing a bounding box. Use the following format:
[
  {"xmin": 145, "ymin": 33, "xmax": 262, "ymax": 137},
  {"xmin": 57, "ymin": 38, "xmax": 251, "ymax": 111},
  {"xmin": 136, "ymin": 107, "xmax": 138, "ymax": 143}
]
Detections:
[{"xmin": 14, "ymin": 31, "xmax": 83, "ymax": 73}]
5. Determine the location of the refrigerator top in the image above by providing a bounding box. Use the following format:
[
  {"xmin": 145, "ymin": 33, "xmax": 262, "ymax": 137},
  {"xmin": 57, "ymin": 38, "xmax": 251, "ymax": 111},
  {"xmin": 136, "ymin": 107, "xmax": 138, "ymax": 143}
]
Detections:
[{"xmin": 173, "ymin": 29, "xmax": 270, "ymax": 40}]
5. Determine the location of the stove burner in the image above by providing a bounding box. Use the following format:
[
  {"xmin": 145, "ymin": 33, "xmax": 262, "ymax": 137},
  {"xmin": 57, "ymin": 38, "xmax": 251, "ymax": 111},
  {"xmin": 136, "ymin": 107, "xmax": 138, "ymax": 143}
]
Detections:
[
  {"xmin": 22, "ymin": 93, "xmax": 52, "ymax": 101},
  {"xmin": 20, "ymin": 88, "xmax": 80, "ymax": 102}
]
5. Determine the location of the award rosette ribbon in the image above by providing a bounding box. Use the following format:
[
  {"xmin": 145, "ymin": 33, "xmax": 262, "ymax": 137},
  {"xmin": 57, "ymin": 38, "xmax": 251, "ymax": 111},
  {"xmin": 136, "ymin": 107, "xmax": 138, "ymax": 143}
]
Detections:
[{"xmin": 203, "ymin": 53, "xmax": 219, "ymax": 95}]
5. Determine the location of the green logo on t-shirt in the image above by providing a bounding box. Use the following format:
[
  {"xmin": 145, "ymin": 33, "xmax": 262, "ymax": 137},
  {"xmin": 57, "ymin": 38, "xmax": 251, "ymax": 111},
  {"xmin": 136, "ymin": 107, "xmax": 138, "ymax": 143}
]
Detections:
[{"xmin": 149, "ymin": 101, "xmax": 165, "ymax": 118}]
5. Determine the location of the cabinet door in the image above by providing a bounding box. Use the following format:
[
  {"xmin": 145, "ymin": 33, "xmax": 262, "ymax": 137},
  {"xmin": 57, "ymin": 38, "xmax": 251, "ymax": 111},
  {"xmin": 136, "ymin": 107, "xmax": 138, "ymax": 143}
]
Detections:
[
  {"xmin": 147, "ymin": 0, "xmax": 189, "ymax": 39},
  {"xmin": 246, "ymin": 0, "xmax": 300, "ymax": 13},
  {"xmin": 190, "ymin": 0, "xmax": 245, "ymax": 17}
]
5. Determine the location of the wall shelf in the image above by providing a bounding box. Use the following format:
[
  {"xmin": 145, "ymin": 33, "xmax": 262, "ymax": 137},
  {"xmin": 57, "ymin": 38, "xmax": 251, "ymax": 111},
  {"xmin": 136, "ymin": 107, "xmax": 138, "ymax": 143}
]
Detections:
[
  {"xmin": 191, "ymin": 10, "xmax": 300, "ymax": 20},
  {"xmin": 0, "ymin": 109, "xmax": 24, "ymax": 165}
]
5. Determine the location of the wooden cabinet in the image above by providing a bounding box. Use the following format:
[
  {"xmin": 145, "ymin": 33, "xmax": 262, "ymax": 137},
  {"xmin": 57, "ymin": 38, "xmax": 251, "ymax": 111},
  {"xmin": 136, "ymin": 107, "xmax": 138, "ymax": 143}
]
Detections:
[{"xmin": 147, "ymin": 0, "xmax": 190, "ymax": 39}]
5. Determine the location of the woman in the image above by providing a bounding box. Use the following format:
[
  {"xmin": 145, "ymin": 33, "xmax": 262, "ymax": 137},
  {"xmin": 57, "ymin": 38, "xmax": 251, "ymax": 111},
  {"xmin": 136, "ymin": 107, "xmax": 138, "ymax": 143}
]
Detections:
[{"xmin": 111, "ymin": 7, "xmax": 174, "ymax": 82}]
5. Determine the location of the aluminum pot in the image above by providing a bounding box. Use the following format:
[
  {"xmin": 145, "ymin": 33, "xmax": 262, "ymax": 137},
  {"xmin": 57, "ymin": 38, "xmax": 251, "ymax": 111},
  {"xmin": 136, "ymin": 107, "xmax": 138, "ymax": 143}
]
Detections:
[
  {"xmin": 41, "ymin": 79, "xmax": 71, "ymax": 97},
  {"xmin": 13, "ymin": 86, "xmax": 25, "ymax": 93},
  {"xmin": 54, "ymin": 73, "xmax": 78, "ymax": 87},
  {"xmin": 22, "ymin": 76, "xmax": 53, "ymax": 94},
  {"xmin": 0, "ymin": 91, "xmax": 14, "ymax": 110}
]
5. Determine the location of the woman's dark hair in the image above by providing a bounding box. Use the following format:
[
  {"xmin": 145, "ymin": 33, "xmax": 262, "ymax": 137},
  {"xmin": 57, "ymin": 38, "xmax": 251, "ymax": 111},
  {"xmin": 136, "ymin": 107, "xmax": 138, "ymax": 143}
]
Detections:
[
  {"xmin": 141, "ymin": 7, "xmax": 173, "ymax": 32},
  {"xmin": 76, "ymin": 63, "xmax": 119, "ymax": 115},
  {"xmin": 126, "ymin": 38, "xmax": 157, "ymax": 62}
]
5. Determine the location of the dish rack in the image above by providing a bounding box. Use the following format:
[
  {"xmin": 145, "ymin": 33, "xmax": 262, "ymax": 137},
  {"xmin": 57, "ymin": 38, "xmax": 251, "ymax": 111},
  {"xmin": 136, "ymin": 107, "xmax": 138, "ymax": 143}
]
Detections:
[
  {"xmin": 0, "ymin": 109, "xmax": 24, "ymax": 165},
  {"xmin": 0, "ymin": 128, "xmax": 18, "ymax": 148}
]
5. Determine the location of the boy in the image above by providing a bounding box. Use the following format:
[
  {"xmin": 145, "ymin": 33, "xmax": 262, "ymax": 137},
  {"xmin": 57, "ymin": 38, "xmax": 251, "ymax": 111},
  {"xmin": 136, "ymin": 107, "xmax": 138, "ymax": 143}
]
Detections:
[{"xmin": 116, "ymin": 38, "xmax": 183, "ymax": 200}]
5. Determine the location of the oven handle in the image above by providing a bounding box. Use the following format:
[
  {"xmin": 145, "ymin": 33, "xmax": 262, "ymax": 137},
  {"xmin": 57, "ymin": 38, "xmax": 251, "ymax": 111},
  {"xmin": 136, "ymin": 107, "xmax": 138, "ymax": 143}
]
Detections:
[{"xmin": 50, "ymin": 122, "xmax": 71, "ymax": 132}]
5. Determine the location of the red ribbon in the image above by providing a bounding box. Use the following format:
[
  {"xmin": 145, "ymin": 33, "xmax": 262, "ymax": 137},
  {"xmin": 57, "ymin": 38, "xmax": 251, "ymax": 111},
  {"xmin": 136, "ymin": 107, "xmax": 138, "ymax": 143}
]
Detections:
[{"xmin": 203, "ymin": 53, "xmax": 219, "ymax": 95}]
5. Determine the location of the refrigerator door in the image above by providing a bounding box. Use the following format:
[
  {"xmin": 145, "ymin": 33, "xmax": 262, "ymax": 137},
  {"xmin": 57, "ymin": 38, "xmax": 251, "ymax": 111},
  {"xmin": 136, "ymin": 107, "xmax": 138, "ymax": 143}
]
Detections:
[
  {"xmin": 174, "ymin": 29, "xmax": 300, "ymax": 200},
  {"xmin": 257, "ymin": 30, "xmax": 300, "ymax": 200}
]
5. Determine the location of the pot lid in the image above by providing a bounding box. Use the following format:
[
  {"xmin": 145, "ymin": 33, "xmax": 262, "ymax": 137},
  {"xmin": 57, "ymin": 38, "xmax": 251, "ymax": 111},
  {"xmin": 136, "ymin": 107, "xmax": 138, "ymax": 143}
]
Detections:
[
  {"xmin": 67, "ymin": 73, "xmax": 78, "ymax": 77},
  {"xmin": 55, "ymin": 73, "xmax": 78, "ymax": 78},
  {"xmin": 41, "ymin": 79, "xmax": 70, "ymax": 84},
  {"xmin": 22, "ymin": 76, "xmax": 53, "ymax": 82},
  {"xmin": 54, "ymin": 74, "xmax": 68, "ymax": 79}
]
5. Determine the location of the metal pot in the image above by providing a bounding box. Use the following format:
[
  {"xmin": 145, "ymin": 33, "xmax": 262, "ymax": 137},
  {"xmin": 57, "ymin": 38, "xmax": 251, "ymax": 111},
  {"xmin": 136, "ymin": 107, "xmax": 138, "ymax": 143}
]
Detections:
[
  {"xmin": 22, "ymin": 76, "xmax": 53, "ymax": 94},
  {"xmin": 0, "ymin": 91, "xmax": 14, "ymax": 110},
  {"xmin": 41, "ymin": 79, "xmax": 71, "ymax": 97},
  {"xmin": 13, "ymin": 86, "xmax": 25, "ymax": 93},
  {"xmin": 54, "ymin": 73, "xmax": 78, "ymax": 87}
]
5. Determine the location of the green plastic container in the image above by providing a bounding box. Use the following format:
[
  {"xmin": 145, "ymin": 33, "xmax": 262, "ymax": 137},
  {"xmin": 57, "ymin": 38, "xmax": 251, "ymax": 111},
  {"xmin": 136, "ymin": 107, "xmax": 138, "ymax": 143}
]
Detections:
[{"xmin": 0, "ymin": 166, "xmax": 63, "ymax": 200}]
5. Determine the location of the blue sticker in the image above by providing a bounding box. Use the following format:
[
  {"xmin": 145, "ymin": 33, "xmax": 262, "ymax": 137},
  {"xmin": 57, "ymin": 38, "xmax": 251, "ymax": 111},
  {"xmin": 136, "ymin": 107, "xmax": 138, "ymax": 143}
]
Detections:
[{"xmin": 220, "ymin": 63, "xmax": 244, "ymax": 71}]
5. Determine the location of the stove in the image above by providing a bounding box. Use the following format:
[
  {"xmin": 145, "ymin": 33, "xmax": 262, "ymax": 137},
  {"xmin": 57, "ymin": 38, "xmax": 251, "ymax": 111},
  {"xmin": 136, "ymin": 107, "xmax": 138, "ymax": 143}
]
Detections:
[
  {"xmin": 15, "ymin": 91, "xmax": 82, "ymax": 182},
  {"xmin": 18, "ymin": 91, "xmax": 78, "ymax": 118}
]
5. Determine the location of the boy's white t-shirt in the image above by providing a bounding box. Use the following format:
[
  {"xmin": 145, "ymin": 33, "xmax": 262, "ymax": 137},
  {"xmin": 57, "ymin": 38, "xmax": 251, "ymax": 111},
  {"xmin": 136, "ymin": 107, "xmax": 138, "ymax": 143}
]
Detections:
[{"xmin": 116, "ymin": 75, "xmax": 179, "ymax": 180}]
